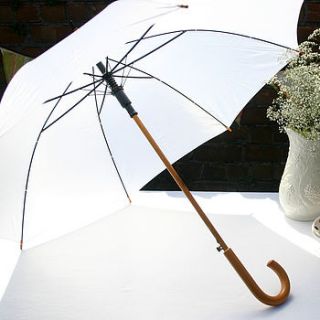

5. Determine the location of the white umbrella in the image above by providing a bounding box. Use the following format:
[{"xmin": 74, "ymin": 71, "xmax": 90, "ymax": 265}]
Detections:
[{"xmin": 0, "ymin": 0, "xmax": 303, "ymax": 307}]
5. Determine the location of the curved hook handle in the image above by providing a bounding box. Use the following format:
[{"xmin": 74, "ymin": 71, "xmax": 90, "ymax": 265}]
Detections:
[{"xmin": 224, "ymin": 248, "xmax": 290, "ymax": 306}]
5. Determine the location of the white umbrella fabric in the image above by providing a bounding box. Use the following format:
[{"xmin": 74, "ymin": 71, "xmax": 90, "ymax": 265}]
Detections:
[{"xmin": 0, "ymin": 0, "xmax": 303, "ymax": 307}]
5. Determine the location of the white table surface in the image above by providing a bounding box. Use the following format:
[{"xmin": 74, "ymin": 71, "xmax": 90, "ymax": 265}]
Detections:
[{"xmin": 0, "ymin": 191, "xmax": 319, "ymax": 319}]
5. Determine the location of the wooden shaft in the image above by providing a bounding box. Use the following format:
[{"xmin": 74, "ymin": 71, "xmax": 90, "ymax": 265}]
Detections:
[
  {"xmin": 132, "ymin": 114, "xmax": 290, "ymax": 306},
  {"xmin": 132, "ymin": 114, "xmax": 228, "ymax": 250}
]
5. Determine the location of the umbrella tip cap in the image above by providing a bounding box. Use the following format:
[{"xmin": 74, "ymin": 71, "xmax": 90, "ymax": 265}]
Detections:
[{"xmin": 96, "ymin": 61, "xmax": 106, "ymax": 74}]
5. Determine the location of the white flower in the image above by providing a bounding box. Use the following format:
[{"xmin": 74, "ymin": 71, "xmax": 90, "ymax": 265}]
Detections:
[{"xmin": 267, "ymin": 28, "xmax": 320, "ymax": 141}]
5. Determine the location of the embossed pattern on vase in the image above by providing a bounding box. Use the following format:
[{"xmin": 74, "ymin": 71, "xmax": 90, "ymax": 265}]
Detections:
[{"xmin": 279, "ymin": 128, "xmax": 320, "ymax": 221}]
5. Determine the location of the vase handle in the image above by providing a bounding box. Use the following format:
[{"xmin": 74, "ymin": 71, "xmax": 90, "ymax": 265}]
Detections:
[{"xmin": 224, "ymin": 248, "xmax": 290, "ymax": 306}]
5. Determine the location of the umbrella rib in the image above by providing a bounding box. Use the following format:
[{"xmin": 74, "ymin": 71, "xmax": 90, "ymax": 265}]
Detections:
[
  {"xmin": 92, "ymin": 67, "xmax": 99, "ymax": 108},
  {"xmin": 20, "ymin": 82, "xmax": 73, "ymax": 250},
  {"xmin": 111, "ymin": 24, "xmax": 155, "ymax": 73},
  {"xmin": 113, "ymin": 75, "xmax": 153, "ymax": 80},
  {"xmin": 83, "ymin": 73, "xmax": 103, "ymax": 78},
  {"xmin": 128, "ymin": 7, "xmax": 180, "ymax": 25},
  {"xmin": 91, "ymin": 70, "xmax": 132, "ymax": 203},
  {"xmin": 113, "ymin": 30, "xmax": 186, "ymax": 75},
  {"xmin": 97, "ymin": 124, "xmax": 132, "ymax": 203},
  {"xmin": 121, "ymin": 57, "xmax": 125, "ymax": 86},
  {"xmin": 109, "ymin": 58, "xmax": 231, "ymax": 131},
  {"xmin": 44, "ymin": 78, "xmax": 103, "ymax": 104},
  {"xmin": 42, "ymin": 79, "xmax": 104, "ymax": 131},
  {"xmin": 81, "ymin": 88, "xmax": 110, "ymax": 94},
  {"xmin": 121, "ymin": 57, "xmax": 132, "ymax": 88},
  {"xmin": 127, "ymin": 29, "xmax": 298, "ymax": 52},
  {"xmin": 97, "ymin": 57, "xmax": 112, "ymax": 114},
  {"xmin": 98, "ymin": 79, "xmax": 109, "ymax": 115}
]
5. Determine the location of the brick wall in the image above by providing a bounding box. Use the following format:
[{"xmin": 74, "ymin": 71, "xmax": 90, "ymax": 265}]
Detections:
[
  {"xmin": 0, "ymin": 1, "xmax": 112, "ymax": 56},
  {"xmin": 0, "ymin": 0, "xmax": 319, "ymax": 192},
  {"xmin": 0, "ymin": 0, "xmax": 113, "ymax": 97}
]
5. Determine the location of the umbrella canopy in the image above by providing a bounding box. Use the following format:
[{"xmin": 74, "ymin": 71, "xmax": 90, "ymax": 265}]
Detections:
[
  {"xmin": 0, "ymin": 0, "xmax": 303, "ymax": 249},
  {"xmin": 0, "ymin": 0, "xmax": 303, "ymax": 305}
]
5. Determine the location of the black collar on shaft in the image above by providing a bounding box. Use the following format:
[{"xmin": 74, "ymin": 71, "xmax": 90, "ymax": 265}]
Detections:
[{"xmin": 96, "ymin": 61, "xmax": 137, "ymax": 117}]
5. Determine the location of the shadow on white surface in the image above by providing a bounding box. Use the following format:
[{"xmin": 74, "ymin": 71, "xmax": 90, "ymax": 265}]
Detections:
[
  {"xmin": 0, "ymin": 239, "xmax": 20, "ymax": 302},
  {"xmin": 0, "ymin": 203, "xmax": 319, "ymax": 320}
]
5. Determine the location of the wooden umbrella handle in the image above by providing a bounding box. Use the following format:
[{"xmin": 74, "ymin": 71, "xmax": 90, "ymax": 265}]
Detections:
[
  {"xmin": 132, "ymin": 114, "xmax": 290, "ymax": 306},
  {"xmin": 224, "ymin": 248, "xmax": 290, "ymax": 306}
]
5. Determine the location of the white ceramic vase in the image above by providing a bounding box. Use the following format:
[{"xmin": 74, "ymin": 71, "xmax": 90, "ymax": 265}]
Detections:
[{"xmin": 279, "ymin": 128, "xmax": 320, "ymax": 221}]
